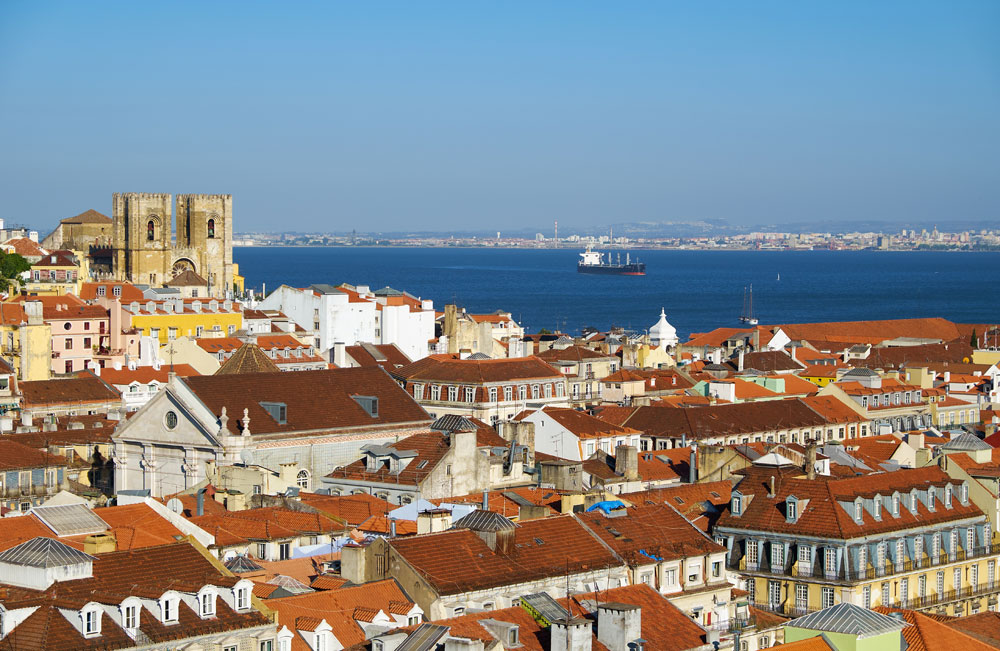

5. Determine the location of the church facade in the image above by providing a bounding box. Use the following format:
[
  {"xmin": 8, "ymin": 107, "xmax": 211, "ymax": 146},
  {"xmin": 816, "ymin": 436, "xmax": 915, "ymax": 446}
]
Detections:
[{"xmin": 111, "ymin": 192, "xmax": 235, "ymax": 297}]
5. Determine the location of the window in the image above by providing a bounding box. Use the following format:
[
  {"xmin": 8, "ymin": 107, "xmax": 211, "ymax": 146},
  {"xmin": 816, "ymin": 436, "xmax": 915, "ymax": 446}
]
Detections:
[
  {"xmin": 771, "ymin": 543, "xmax": 784, "ymax": 568},
  {"xmin": 759, "ymin": 637, "xmax": 770, "ymax": 649},
  {"xmin": 279, "ymin": 542, "xmax": 290, "ymax": 560},
  {"xmin": 453, "ymin": 607, "xmax": 465, "ymax": 616},
  {"xmin": 224, "ymin": 646, "xmax": 238, "ymax": 651},
  {"xmin": 208, "ymin": 218, "xmax": 216, "ymax": 238},
  {"xmin": 968, "ymin": 527, "xmax": 976, "ymax": 551},
  {"xmin": 201, "ymin": 591, "xmax": 215, "ymax": 616},
  {"xmin": 84, "ymin": 609, "xmax": 99, "ymax": 635},
  {"xmin": 945, "ymin": 485, "xmax": 953, "ymax": 508},
  {"xmin": 825, "ymin": 548, "xmax": 837, "ymax": 574},
  {"xmin": 972, "ymin": 564, "xmax": 979, "ymax": 587},
  {"xmin": 767, "ymin": 580, "xmax": 780, "ymax": 606},
  {"xmin": 731, "ymin": 495, "xmax": 742, "ymax": 516},
  {"xmin": 746, "ymin": 578, "xmax": 755, "ymax": 603},
  {"xmin": 821, "ymin": 587, "xmax": 834, "ymax": 608},
  {"xmin": 261, "ymin": 642, "xmax": 274, "ymax": 651},
  {"xmin": 163, "ymin": 598, "xmax": 176, "ymax": 622},
  {"xmin": 503, "ymin": 386, "xmax": 513, "ymax": 401},
  {"xmin": 97, "ymin": 286, "xmax": 106, "ymax": 297},
  {"xmin": 531, "ymin": 384, "xmax": 540, "ymax": 399},
  {"xmin": 746, "ymin": 539, "xmax": 758, "ymax": 564},
  {"xmin": 954, "ymin": 567, "xmax": 962, "ymax": 593},
  {"xmin": 795, "ymin": 584, "xmax": 808, "ymax": 610},
  {"xmin": 237, "ymin": 586, "xmax": 248, "ymax": 610},
  {"xmin": 448, "ymin": 386, "xmax": 458, "ymax": 401},
  {"xmin": 228, "ymin": 325, "xmax": 236, "ymax": 335},
  {"xmin": 124, "ymin": 604, "xmax": 137, "ymax": 629},
  {"xmin": 862, "ymin": 585, "xmax": 871, "ymax": 609},
  {"xmin": 881, "ymin": 581, "xmax": 890, "ymax": 606},
  {"xmin": 65, "ymin": 337, "xmax": 73, "ymax": 349},
  {"xmin": 147, "ymin": 220, "xmax": 155, "ymax": 241},
  {"xmin": 874, "ymin": 499, "xmax": 881, "ymax": 519},
  {"xmin": 113, "ymin": 285, "xmax": 121, "ymax": 297},
  {"xmin": 961, "ymin": 483, "xmax": 969, "ymax": 504},
  {"xmin": 936, "ymin": 571, "xmax": 945, "ymax": 595},
  {"xmin": 167, "ymin": 327, "xmax": 177, "ymax": 340},
  {"xmin": 488, "ymin": 387, "xmax": 498, "ymax": 402},
  {"xmin": 931, "ymin": 533, "xmax": 940, "ymax": 558},
  {"xmin": 260, "ymin": 402, "xmax": 287, "ymax": 424},
  {"xmin": 257, "ymin": 542, "xmax": 267, "ymax": 560},
  {"xmin": 798, "ymin": 546, "xmax": 811, "ymax": 564},
  {"xmin": 408, "ymin": 616, "xmax": 420, "ymax": 626},
  {"xmin": 664, "ymin": 568, "xmax": 677, "ymax": 585},
  {"xmin": 431, "ymin": 385, "xmax": 441, "ymax": 400},
  {"xmin": 296, "ymin": 470, "xmax": 310, "ymax": 489},
  {"xmin": 712, "ymin": 561, "xmax": 721, "ymax": 578},
  {"xmin": 83, "ymin": 337, "xmax": 91, "ymax": 348},
  {"xmin": 787, "ymin": 499, "xmax": 797, "ymax": 521},
  {"xmin": 900, "ymin": 577, "xmax": 909, "ymax": 604},
  {"xmin": 896, "ymin": 539, "xmax": 905, "ymax": 563},
  {"xmin": 464, "ymin": 387, "xmax": 475, "ymax": 403},
  {"xmin": 518, "ymin": 385, "xmax": 527, "ymax": 400},
  {"xmin": 854, "ymin": 501, "xmax": 862, "ymax": 520}
]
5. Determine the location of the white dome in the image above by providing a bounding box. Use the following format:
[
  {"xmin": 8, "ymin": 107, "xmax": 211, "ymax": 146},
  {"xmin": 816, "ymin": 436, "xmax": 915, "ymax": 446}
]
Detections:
[{"xmin": 649, "ymin": 308, "xmax": 677, "ymax": 347}]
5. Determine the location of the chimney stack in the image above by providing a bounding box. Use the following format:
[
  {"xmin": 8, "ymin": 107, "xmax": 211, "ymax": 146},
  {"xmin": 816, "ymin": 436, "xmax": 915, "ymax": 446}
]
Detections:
[
  {"xmin": 806, "ymin": 440, "xmax": 817, "ymax": 480},
  {"xmin": 551, "ymin": 618, "xmax": 593, "ymax": 651},
  {"xmin": 196, "ymin": 488, "xmax": 206, "ymax": 517},
  {"xmin": 738, "ymin": 348, "xmax": 745, "ymax": 372},
  {"xmin": 597, "ymin": 603, "xmax": 642, "ymax": 651},
  {"xmin": 615, "ymin": 445, "xmax": 639, "ymax": 481},
  {"xmin": 768, "ymin": 475, "xmax": 776, "ymax": 498},
  {"xmin": 688, "ymin": 447, "xmax": 697, "ymax": 483}
]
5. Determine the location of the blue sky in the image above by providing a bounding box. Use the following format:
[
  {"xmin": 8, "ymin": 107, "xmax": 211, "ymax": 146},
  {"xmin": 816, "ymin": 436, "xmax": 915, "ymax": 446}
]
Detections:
[{"xmin": 1, "ymin": 1, "xmax": 997, "ymax": 233}]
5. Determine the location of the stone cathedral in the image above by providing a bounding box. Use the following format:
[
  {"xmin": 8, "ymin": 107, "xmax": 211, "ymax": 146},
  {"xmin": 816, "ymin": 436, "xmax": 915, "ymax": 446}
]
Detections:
[{"xmin": 111, "ymin": 193, "xmax": 236, "ymax": 297}]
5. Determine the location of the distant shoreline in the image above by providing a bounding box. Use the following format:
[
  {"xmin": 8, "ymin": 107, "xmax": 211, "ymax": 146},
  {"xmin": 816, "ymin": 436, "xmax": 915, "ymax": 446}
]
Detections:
[{"xmin": 234, "ymin": 244, "xmax": 991, "ymax": 253}]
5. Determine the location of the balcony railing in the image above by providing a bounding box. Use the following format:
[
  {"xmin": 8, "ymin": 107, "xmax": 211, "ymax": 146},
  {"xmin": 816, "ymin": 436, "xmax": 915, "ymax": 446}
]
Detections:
[{"xmin": 737, "ymin": 543, "xmax": 1000, "ymax": 583}]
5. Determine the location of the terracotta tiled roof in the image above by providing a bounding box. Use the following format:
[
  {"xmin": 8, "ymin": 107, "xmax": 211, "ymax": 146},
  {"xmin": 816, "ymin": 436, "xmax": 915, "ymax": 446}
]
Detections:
[
  {"xmin": 3, "ymin": 237, "xmax": 47, "ymax": 257},
  {"xmin": 852, "ymin": 342, "xmax": 974, "ymax": 370},
  {"xmin": 61, "ymin": 209, "xmax": 111, "ymax": 224},
  {"xmin": 298, "ymin": 492, "xmax": 393, "ymax": 526},
  {"xmin": 578, "ymin": 503, "xmax": 724, "ymax": 564},
  {"xmin": 0, "ymin": 440, "xmax": 66, "ymax": 472},
  {"xmin": 95, "ymin": 364, "xmax": 200, "ymax": 386},
  {"xmin": 775, "ymin": 638, "xmax": 836, "ymax": 651},
  {"xmin": 567, "ymin": 583, "xmax": 708, "ymax": 651},
  {"xmin": 621, "ymin": 480, "xmax": 732, "ymax": 532},
  {"xmin": 777, "ymin": 318, "xmax": 965, "ymax": 347},
  {"xmin": 0, "ymin": 542, "xmax": 269, "ymax": 650},
  {"xmin": 189, "ymin": 506, "xmax": 345, "ymax": 546},
  {"xmin": 873, "ymin": 607, "xmax": 996, "ymax": 651},
  {"xmin": 166, "ymin": 269, "xmax": 208, "ymax": 286},
  {"xmin": 727, "ymin": 351, "xmax": 804, "ymax": 373},
  {"xmin": 434, "ymin": 487, "xmax": 566, "ymax": 519},
  {"xmin": 800, "ymin": 395, "xmax": 868, "ymax": 424},
  {"xmin": 393, "ymin": 602, "xmax": 568, "ymax": 651},
  {"xmin": 78, "ymin": 282, "xmax": 146, "ymax": 301},
  {"xmin": 608, "ymin": 399, "xmax": 835, "ymax": 441},
  {"xmin": 520, "ymin": 407, "xmax": 641, "ymax": 440},
  {"xmin": 33, "ymin": 250, "xmax": 78, "ymax": 268},
  {"xmin": 345, "ymin": 343, "xmax": 412, "ymax": 370},
  {"xmin": 389, "ymin": 514, "xmax": 622, "ymax": 596},
  {"xmin": 267, "ymin": 579, "xmax": 414, "ymax": 649},
  {"xmin": 391, "ymin": 354, "xmax": 562, "ymax": 383},
  {"xmin": 535, "ymin": 345, "xmax": 614, "ymax": 362},
  {"xmin": 214, "ymin": 343, "xmax": 281, "ymax": 375},
  {"xmin": 357, "ymin": 515, "xmax": 418, "ymax": 536},
  {"xmin": 20, "ymin": 374, "xmax": 120, "ymax": 407},
  {"xmin": 945, "ymin": 611, "xmax": 1000, "ymax": 648},
  {"xmin": 181, "ymin": 367, "xmax": 430, "ymax": 435},
  {"xmin": 718, "ymin": 466, "xmax": 981, "ymax": 539},
  {"xmin": 12, "ymin": 294, "xmax": 108, "ymax": 320}
]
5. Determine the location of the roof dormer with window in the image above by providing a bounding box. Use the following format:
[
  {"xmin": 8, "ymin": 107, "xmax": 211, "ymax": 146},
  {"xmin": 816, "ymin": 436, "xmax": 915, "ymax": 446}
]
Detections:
[
  {"xmin": 157, "ymin": 591, "xmax": 180, "ymax": 625},
  {"xmin": 785, "ymin": 495, "xmax": 799, "ymax": 523},
  {"xmin": 197, "ymin": 586, "xmax": 217, "ymax": 619},
  {"xmin": 221, "ymin": 578, "xmax": 254, "ymax": 612}
]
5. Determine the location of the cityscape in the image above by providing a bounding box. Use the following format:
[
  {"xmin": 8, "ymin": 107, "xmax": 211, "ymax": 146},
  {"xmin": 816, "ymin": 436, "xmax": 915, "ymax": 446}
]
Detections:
[{"xmin": 1, "ymin": 3, "xmax": 998, "ymax": 651}]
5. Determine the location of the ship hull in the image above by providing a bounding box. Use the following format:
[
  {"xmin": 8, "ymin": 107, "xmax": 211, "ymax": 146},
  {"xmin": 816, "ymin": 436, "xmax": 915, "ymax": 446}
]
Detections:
[{"xmin": 578, "ymin": 263, "xmax": 646, "ymax": 276}]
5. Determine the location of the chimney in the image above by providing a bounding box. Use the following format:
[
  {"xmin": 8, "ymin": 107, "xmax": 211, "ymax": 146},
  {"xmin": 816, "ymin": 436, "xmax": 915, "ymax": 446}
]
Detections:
[
  {"xmin": 768, "ymin": 475, "xmax": 775, "ymax": 498},
  {"xmin": 738, "ymin": 348, "xmax": 745, "ymax": 372},
  {"xmin": 806, "ymin": 440, "xmax": 817, "ymax": 480},
  {"xmin": 83, "ymin": 533, "xmax": 117, "ymax": 555},
  {"xmin": 688, "ymin": 447, "xmax": 697, "ymax": 483},
  {"xmin": 482, "ymin": 489, "xmax": 490, "ymax": 510},
  {"xmin": 21, "ymin": 411, "xmax": 32, "ymax": 428},
  {"xmin": 551, "ymin": 618, "xmax": 593, "ymax": 651},
  {"xmin": 597, "ymin": 603, "xmax": 642, "ymax": 651},
  {"xmin": 196, "ymin": 488, "xmax": 206, "ymax": 516},
  {"xmin": 333, "ymin": 342, "xmax": 347, "ymax": 367},
  {"xmin": 615, "ymin": 445, "xmax": 639, "ymax": 481},
  {"xmin": 390, "ymin": 519, "xmax": 397, "ymax": 538}
]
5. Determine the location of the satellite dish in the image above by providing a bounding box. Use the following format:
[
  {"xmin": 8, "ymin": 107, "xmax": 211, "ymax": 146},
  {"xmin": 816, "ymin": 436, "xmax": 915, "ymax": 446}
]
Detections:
[
  {"xmin": 166, "ymin": 498, "xmax": 184, "ymax": 514},
  {"xmin": 240, "ymin": 449, "xmax": 255, "ymax": 466}
]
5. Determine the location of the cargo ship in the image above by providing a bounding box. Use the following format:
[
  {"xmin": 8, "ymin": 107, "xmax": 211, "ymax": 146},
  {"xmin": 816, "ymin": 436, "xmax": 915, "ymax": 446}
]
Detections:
[{"xmin": 577, "ymin": 246, "xmax": 646, "ymax": 275}]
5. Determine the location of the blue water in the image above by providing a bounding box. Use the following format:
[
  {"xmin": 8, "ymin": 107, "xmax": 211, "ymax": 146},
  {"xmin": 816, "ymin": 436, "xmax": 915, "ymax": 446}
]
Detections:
[{"xmin": 235, "ymin": 248, "xmax": 1000, "ymax": 338}]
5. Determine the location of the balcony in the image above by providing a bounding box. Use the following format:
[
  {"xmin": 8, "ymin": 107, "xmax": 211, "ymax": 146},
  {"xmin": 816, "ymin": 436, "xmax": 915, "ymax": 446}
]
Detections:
[{"xmin": 736, "ymin": 542, "xmax": 1000, "ymax": 584}]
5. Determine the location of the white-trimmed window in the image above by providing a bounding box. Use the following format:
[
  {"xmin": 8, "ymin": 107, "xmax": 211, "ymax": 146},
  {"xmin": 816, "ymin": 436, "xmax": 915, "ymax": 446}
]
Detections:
[
  {"xmin": 161, "ymin": 596, "xmax": 178, "ymax": 623},
  {"xmin": 447, "ymin": 386, "xmax": 458, "ymax": 401},
  {"xmin": 83, "ymin": 608, "xmax": 101, "ymax": 636},
  {"xmin": 123, "ymin": 604, "xmax": 137, "ymax": 629},
  {"xmin": 746, "ymin": 539, "xmax": 758, "ymax": 564},
  {"xmin": 296, "ymin": 470, "xmax": 310, "ymax": 489},
  {"xmin": 236, "ymin": 585, "xmax": 250, "ymax": 610},
  {"xmin": 464, "ymin": 387, "xmax": 475, "ymax": 402},
  {"xmin": 200, "ymin": 589, "xmax": 216, "ymax": 617}
]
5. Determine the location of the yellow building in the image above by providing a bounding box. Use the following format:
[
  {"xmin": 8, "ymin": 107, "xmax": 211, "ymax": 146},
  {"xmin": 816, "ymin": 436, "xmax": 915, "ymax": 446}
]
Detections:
[
  {"xmin": 717, "ymin": 465, "xmax": 1000, "ymax": 619},
  {"xmin": 800, "ymin": 365, "xmax": 840, "ymax": 387},
  {"xmin": 122, "ymin": 296, "xmax": 242, "ymax": 345},
  {"xmin": 23, "ymin": 250, "xmax": 88, "ymax": 297},
  {"xmin": 0, "ymin": 300, "xmax": 52, "ymax": 381}
]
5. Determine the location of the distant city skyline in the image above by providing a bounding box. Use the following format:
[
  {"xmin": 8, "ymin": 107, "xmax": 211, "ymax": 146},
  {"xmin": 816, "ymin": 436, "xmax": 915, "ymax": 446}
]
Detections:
[{"xmin": 1, "ymin": 2, "xmax": 997, "ymax": 233}]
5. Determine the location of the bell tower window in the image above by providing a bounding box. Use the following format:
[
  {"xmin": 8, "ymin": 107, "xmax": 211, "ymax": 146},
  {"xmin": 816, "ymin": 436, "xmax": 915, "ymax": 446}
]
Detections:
[
  {"xmin": 207, "ymin": 219, "xmax": 216, "ymax": 239},
  {"xmin": 147, "ymin": 220, "xmax": 155, "ymax": 241}
]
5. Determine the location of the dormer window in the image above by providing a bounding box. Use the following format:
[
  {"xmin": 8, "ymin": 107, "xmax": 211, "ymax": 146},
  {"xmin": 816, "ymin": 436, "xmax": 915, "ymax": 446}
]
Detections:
[
  {"xmin": 892, "ymin": 495, "xmax": 900, "ymax": 515},
  {"xmin": 352, "ymin": 395, "xmax": 379, "ymax": 418},
  {"xmin": 785, "ymin": 496, "xmax": 798, "ymax": 522},
  {"xmin": 873, "ymin": 498, "xmax": 881, "ymax": 520},
  {"xmin": 961, "ymin": 483, "xmax": 969, "ymax": 504},
  {"xmin": 84, "ymin": 608, "xmax": 100, "ymax": 637},
  {"xmin": 944, "ymin": 485, "xmax": 953, "ymax": 508},
  {"xmin": 928, "ymin": 487, "xmax": 936, "ymax": 511},
  {"xmin": 910, "ymin": 492, "xmax": 918, "ymax": 512},
  {"xmin": 731, "ymin": 492, "xmax": 742, "ymax": 516},
  {"xmin": 236, "ymin": 585, "xmax": 249, "ymax": 610},
  {"xmin": 123, "ymin": 604, "xmax": 137, "ymax": 629},
  {"xmin": 509, "ymin": 626, "xmax": 519, "ymax": 646},
  {"xmin": 854, "ymin": 500, "xmax": 862, "ymax": 521},
  {"xmin": 199, "ymin": 589, "xmax": 216, "ymax": 618},
  {"xmin": 161, "ymin": 596, "xmax": 178, "ymax": 623},
  {"xmin": 260, "ymin": 402, "xmax": 287, "ymax": 424}
]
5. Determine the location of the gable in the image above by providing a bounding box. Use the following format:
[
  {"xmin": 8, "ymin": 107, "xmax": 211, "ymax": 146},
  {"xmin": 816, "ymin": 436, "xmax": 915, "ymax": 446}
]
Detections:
[{"xmin": 113, "ymin": 388, "xmax": 222, "ymax": 449}]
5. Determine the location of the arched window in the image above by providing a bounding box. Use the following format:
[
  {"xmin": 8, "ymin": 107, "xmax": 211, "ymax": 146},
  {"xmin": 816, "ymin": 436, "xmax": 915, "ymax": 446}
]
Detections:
[
  {"xmin": 207, "ymin": 219, "xmax": 216, "ymax": 239},
  {"xmin": 296, "ymin": 469, "xmax": 310, "ymax": 489},
  {"xmin": 147, "ymin": 220, "xmax": 155, "ymax": 241}
]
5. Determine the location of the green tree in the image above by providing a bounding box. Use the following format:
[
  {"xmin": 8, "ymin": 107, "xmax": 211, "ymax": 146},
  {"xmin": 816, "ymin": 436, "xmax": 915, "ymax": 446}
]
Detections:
[
  {"xmin": 0, "ymin": 251, "xmax": 30, "ymax": 292},
  {"xmin": 971, "ymin": 328, "xmax": 979, "ymax": 348}
]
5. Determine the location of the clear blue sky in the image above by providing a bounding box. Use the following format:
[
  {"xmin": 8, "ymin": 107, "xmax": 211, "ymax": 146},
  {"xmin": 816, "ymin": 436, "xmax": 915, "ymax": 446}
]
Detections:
[{"xmin": 1, "ymin": 1, "xmax": 997, "ymax": 234}]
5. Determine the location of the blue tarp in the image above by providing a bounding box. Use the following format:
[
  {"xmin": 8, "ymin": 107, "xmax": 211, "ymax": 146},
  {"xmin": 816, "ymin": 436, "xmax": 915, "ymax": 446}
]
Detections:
[{"xmin": 586, "ymin": 500, "xmax": 625, "ymax": 514}]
